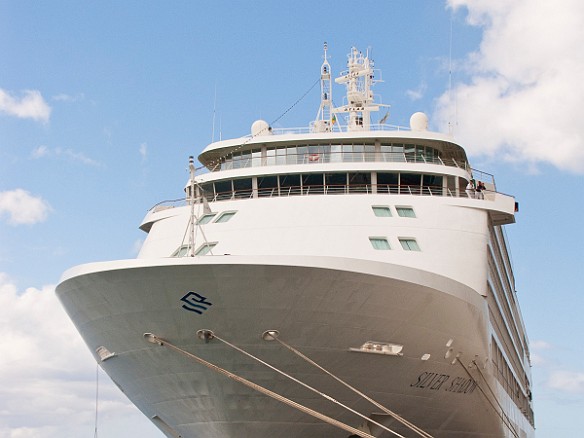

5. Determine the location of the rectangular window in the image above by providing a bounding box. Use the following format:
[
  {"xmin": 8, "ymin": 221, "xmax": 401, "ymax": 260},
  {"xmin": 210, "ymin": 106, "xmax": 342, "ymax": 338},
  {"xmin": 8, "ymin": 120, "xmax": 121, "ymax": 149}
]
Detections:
[
  {"xmin": 214, "ymin": 180, "xmax": 232, "ymax": 200},
  {"xmin": 377, "ymin": 172, "xmax": 398, "ymax": 193},
  {"xmin": 400, "ymin": 173, "xmax": 422, "ymax": 194},
  {"xmin": 370, "ymin": 237, "xmax": 391, "ymax": 250},
  {"xmin": 280, "ymin": 174, "xmax": 301, "ymax": 196},
  {"xmin": 348, "ymin": 172, "xmax": 371, "ymax": 193},
  {"xmin": 423, "ymin": 174, "xmax": 443, "ymax": 195},
  {"xmin": 325, "ymin": 172, "xmax": 347, "ymax": 193},
  {"xmin": 233, "ymin": 178, "xmax": 252, "ymax": 199},
  {"xmin": 302, "ymin": 173, "xmax": 324, "ymax": 194},
  {"xmin": 172, "ymin": 245, "xmax": 189, "ymax": 257},
  {"xmin": 258, "ymin": 175, "xmax": 278, "ymax": 197},
  {"xmin": 196, "ymin": 213, "xmax": 216, "ymax": 224},
  {"xmin": 200, "ymin": 183, "xmax": 214, "ymax": 201},
  {"xmin": 399, "ymin": 238, "xmax": 420, "ymax": 251},
  {"xmin": 215, "ymin": 211, "xmax": 236, "ymax": 223},
  {"xmin": 195, "ymin": 242, "xmax": 217, "ymax": 256},
  {"xmin": 372, "ymin": 206, "xmax": 392, "ymax": 217},
  {"xmin": 396, "ymin": 206, "xmax": 416, "ymax": 218}
]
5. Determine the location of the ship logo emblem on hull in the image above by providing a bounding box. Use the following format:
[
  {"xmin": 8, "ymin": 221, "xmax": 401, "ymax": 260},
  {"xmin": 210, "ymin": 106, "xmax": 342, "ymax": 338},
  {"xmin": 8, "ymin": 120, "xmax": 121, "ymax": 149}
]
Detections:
[{"xmin": 180, "ymin": 292, "xmax": 213, "ymax": 314}]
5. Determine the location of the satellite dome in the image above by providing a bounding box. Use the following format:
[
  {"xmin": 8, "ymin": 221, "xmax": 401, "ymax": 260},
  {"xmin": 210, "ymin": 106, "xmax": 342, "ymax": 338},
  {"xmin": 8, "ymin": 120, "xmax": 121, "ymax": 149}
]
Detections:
[
  {"xmin": 251, "ymin": 120, "xmax": 272, "ymax": 137},
  {"xmin": 409, "ymin": 112, "xmax": 429, "ymax": 131}
]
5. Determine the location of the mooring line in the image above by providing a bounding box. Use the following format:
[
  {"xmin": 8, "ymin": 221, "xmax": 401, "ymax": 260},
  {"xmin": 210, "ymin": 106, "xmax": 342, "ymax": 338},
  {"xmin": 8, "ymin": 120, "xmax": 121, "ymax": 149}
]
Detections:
[
  {"xmin": 455, "ymin": 357, "xmax": 520, "ymax": 438},
  {"xmin": 143, "ymin": 333, "xmax": 375, "ymax": 438},
  {"xmin": 264, "ymin": 331, "xmax": 434, "ymax": 438},
  {"xmin": 207, "ymin": 331, "xmax": 407, "ymax": 438}
]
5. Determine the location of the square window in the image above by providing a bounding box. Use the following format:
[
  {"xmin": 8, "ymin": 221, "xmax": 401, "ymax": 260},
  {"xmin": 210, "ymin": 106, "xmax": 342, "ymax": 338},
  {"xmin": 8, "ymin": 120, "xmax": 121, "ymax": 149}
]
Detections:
[
  {"xmin": 195, "ymin": 242, "xmax": 217, "ymax": 256},
  {"xmin": 396, "ymin": 206, "xmax": 416, "ymax": 218},
  {"xmin": 369, "ymin": 237, "xmax": 391, "ymax": 250},
  {"xmin": 214, "ymin": 211, "xmax": 237, "ymax": 223},
  {"xmin": 372, "ymin": 206, "xmax": 392, "ymax": 217},
  {"xmin": 399, "ymin": 238, "xmax": 420, "ymax": 251},
  {"xmin": 196, "ymin": 213, "xmax": 216, "ymax": 224}
]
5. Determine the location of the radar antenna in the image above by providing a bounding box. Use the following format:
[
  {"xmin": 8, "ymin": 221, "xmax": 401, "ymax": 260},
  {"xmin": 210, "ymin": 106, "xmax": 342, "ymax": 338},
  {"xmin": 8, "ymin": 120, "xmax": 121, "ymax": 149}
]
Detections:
[
  {"xmin": 332, "ymin": 47, "xmax": 388, "ymax": 131},
  {"xmin": 313, "ymin": 42, "xmax": 334, "ymax": 133}
]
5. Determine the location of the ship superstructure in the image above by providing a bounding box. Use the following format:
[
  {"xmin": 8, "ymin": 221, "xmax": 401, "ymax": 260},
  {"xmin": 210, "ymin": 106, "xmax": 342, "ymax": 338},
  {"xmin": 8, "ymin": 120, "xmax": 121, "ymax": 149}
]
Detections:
[{"xmin": 57, "ymin": 45, "xmax": 535, "ymax": 438}]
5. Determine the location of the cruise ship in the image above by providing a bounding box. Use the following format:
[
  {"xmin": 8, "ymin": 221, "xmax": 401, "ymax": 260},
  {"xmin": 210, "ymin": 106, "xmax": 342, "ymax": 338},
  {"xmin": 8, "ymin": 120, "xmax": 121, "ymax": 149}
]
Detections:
[{"xmin": 57, "ymin": 45, "xmax": 535, "ymax": 437}]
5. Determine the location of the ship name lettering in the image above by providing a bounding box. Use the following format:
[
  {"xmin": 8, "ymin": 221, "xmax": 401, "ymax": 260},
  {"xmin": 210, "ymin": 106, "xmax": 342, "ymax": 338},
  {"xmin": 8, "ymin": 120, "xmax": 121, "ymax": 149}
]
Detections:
[
  {"xmin": 444, "ymin": 376, "xmax": 477, "ymax": 394},
  {"xmin": 410, "ymin": 372, "xmax": 450, "ymax": 390}
]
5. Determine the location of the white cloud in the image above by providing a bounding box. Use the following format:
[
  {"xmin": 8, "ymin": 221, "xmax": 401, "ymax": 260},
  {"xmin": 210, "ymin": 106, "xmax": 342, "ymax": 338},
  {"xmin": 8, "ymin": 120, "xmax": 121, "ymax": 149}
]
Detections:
[
  {"xmin": 0, "ymin": 274, "xmax": 139, "ymax": 438},
  {"xmin": 531, "ymin": 340, "xmax": 552, "ymax": 350},
  {"xmin": 0, "ymin": 89, "xmax": 51, "ymax": 123},
  {"xmin": 406, "ymin": 82, "xmax": 428, "ymax": 101},
  {"xmin": 436, "ymin": 0, "xmax": 584, "ymax": 173},
  {"xmin": 548, "ymin": 370, "xmax": 584, "ymax": 394},
  {"xmin": 0, "ymin": 189, "xmax": 51, "ymax": 225},
  {"xmin": 52, "ymin": 93, "xmax": 85, "ymax": 103},
  {"xmin": 139, "ymin": 142, "xmax": 148, "ymax": 161},
  {"xmin": 30, "ymin": 146, "xmax": 101, "ymax": 167},
  {"xmin": 31, "ymin": 145, "xmax": 49, "ymax": 159}
]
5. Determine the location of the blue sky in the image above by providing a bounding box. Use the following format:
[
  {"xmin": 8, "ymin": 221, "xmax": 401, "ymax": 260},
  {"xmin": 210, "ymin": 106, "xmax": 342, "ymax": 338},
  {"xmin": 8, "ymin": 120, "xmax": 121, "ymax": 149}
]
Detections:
[{"xmin": 1, "ymin": 1, "xmax": 583, "ymax": 437}]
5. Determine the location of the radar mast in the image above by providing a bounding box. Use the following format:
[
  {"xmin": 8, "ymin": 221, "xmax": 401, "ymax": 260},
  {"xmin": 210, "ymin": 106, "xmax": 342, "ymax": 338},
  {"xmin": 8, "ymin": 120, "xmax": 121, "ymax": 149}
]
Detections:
[
  {"xmin": 313, "ymin": 42, "xmax": 334, "ymax": 132},
  {"xmin": 333, "ymin": 47, "xmax": 385, "ymax": 131}
]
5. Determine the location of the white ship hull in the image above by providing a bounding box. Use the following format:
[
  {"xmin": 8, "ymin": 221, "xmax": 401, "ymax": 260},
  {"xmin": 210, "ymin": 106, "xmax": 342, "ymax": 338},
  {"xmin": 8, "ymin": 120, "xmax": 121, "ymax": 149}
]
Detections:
[{"xmin": 57, "ymin": 255, "xmax": 523, "ymax": 437}]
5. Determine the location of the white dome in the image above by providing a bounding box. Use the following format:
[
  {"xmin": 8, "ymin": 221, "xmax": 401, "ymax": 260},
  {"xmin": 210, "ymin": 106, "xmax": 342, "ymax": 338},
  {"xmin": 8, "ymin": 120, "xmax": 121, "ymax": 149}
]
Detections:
[
  {"xmin": 409, "ymin": 112, "xmax": 429, "ymax": 131},
  {"xmin": 251, "ymin": 119, "xmax": 272, "ymax": 137}
]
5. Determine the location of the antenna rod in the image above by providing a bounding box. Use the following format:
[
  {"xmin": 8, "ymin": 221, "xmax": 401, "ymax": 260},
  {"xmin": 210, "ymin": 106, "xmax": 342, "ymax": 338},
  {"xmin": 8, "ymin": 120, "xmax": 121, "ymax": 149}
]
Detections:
[{"xmin": 188, "ymin": 156, "xmax": 196, "ymax": 256}]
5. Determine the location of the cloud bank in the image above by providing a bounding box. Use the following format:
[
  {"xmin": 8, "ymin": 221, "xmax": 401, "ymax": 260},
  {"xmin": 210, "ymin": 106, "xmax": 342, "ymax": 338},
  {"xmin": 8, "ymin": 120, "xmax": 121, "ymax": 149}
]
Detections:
[
  {"xmin": 435, "ymin": 0, "xmax": 584, "ymax": 173},
  {"xmin": 0, "ymin": 275, "xmax": 139, "ymax": 438},
  {"xmin": 0, "ymin": 89, "xmax": 51, "ymax": 123},
  {"xmin": 0, "ymin": 189, "xmax": 51, "ymax": 225}
]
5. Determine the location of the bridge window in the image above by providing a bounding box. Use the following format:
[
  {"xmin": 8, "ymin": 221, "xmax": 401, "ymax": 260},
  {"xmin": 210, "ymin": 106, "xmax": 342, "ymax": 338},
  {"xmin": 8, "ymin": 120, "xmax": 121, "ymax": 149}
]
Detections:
[
  {"xmin": 423, "ymin": 174, "xmax": 443, "ymax": 195},
  {"xmin": 302, "ymin": 173, "xmax": 324, "ymax": 194},
  {"xmin": 214, "ymin": 180, "xmax": 232, "ymax": 199},
  {"xmin": 258, "ymin": 175, "xmax": 278, "ymax": 197},
  {"xmin": 400, "ymin": 173, "xmax": 422, "ymax": 194},
  {"xmin": 325, "ymin": 173, "xmax": 347, "ymax": 193},
  {"xmin": 233, "ymin": 178, "xmax": 252, "ymax": 199},
  {"xmin": 349, "ymin": 172, "xmax": 371, "ymax": 193},
  {"xmin": 377, "ymin": 172, "xmax": 399, "ymax": 193},
  {"xmin": 280, "ymin": 174, "xmax": 301, "ymax": 195}
]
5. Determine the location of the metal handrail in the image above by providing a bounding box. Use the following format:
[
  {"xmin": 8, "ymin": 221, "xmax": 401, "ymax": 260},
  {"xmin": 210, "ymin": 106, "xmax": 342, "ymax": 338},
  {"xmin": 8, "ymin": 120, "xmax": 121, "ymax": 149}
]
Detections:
[
  {"xmin": 210, "ymin": 151, "xmax": 469, "ymax": 173},
  {"xmin": 148, "ymin": 184, "xmax": 500, "ymax": 212},
  {"xmin": 240, "ymin": 123, "xmax": 410, "ymax": 138}
]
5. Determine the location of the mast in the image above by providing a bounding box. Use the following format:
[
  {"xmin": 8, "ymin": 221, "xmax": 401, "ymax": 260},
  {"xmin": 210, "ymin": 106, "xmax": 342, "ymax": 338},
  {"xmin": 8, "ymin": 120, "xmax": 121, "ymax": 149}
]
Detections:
[
  {"xmin": 188, "ymin": 155, "xmax": 196, "ymax": 257},
  {"xmin": 313, "ymin": 42, "xmax": 334, "ymax": 132},
  {"xmin": 333, "ymin": 47, "xmax": 385, "ymax": 131}
]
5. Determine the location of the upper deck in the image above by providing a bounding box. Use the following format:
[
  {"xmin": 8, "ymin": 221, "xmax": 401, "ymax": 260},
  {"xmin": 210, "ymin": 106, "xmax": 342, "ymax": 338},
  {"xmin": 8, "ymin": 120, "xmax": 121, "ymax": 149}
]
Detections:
[
  {"xmin": 198, "ymin": 123, "xmax": 470, "ymax": 173},
  {"xmin": 197, "ymin": 46, "xmax": 470, "ymax": 178}
]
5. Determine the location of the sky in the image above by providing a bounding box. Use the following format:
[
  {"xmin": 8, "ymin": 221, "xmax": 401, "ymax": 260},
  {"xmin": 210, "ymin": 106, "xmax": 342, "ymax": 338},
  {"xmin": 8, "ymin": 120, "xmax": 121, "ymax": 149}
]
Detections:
[{"xmin": 1, "ymin": 0, "xmax": 583, "ymax": 437}]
